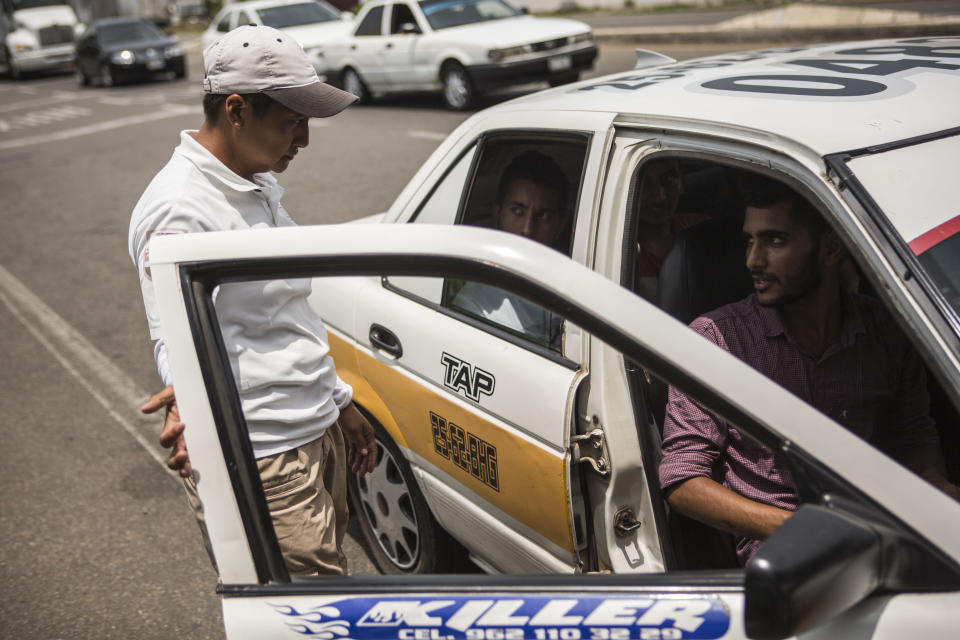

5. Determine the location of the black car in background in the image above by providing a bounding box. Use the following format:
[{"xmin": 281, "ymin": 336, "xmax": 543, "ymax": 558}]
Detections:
[{"xmin": 74, "ymin": 17, "xmax": 186, "ymax": 86}]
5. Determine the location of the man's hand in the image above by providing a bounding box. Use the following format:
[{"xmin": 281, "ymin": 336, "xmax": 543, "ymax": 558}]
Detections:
[
  {"xmin": 142, "ymin": 385, "xmax": 192, "ymax": 478},
  {"xmin": 339, "ymin": 402, "xmax": 377, "ymax": 477}
]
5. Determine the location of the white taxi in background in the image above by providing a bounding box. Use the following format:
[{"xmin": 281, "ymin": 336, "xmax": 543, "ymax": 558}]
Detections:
[
  {"xmin": 150, "ymin": 37, "xmax": 960, "ymax": 640},
  {"xmin": 201, "ymin": 0, "xmax": 353, "ymax": 75},
  {"xmin": 320, "ymin": 0, "xmax": 597, "ymax": 109}
]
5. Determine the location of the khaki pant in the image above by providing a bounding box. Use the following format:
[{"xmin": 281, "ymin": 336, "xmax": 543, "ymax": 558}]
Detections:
[{"xmin": 256, "ymin": 424, "xmax": 349, "ymax": 575}]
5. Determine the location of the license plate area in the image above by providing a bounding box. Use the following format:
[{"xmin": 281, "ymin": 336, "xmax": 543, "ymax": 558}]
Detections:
[{"xmin": 548, "ymin": 55, "xmax": 572, "ymax": 72}]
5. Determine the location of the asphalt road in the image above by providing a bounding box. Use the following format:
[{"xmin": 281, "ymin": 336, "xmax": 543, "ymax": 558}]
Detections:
[{"xmin": 0, "ymin": 40, "xmax": 802, "ymax": 639}]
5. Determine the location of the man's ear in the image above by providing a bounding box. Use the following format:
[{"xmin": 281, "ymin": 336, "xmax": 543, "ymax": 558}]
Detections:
[
  {"xmin": 224, "ymin": 94, "xmax": 246, "ymax": 129},
  {"xmin": 820, "ymin": 230, "xmax": 845, "ymax": 267}
]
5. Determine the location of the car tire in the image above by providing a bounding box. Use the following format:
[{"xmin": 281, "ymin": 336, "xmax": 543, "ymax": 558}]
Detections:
[
  {"xmin": 342, "ymin": 67, "xmax": 369, "ymax": 104},
  {"xmin": 75, "ymin": 65, "xmax": 89, "ymax": 87},
  {"xmin": 346, "ymin": 415, "xmax": 470, "ymax": 574},
  {"xmin": 548, "ymin": 71, "xmax": 579, "ymax": 87},
  {"xmin": 174, "ymin": 66, "xmax": 186, "ymax": 79},
  {"xmin": 440, "ymin": 62, "xmax": 475, "ymax": 111}
]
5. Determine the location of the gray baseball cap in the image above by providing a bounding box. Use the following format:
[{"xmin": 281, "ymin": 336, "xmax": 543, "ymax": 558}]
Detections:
[{"xmin": 202, "ymin": 24, "xmax": 357, "ymax": 118}]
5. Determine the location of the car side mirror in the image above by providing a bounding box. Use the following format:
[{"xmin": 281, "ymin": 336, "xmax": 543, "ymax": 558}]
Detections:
[
  {"xmin": 520, "ymin": 6, "xmax": 529, "ymax": 14},
  {"xmin": 744, "ymin": 505, "xmax": 882, "ymax": 639},
  {"xmin": 400, "ymin": 21, "xmax": 420, "ymax": 34}
]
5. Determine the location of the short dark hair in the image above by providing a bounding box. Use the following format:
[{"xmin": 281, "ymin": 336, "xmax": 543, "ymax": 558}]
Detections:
[
  {"xmin": 497, "ymin": 150, "xmax": 569, "ymax": 214},
  {"xmin": 740, "ymin": 173, "xmax": 826, "ymax": 239},
  {"xmin": 202, "ymin": 92, "xmax": 276, "ymax": 124}
]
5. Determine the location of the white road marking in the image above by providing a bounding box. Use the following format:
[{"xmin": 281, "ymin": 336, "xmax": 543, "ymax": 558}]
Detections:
[
  {"xmin": 0, "ymin": 264, "xmax": 174, "ymax": 475},
  {"xmin": 408, "ymin": 129, "xmax": 448, "ymax": 141},
  {"xmin": 0, "ymin": 103, "xmax": 199, "ymax": 150},
  {"xmin": 4, "ymin": 104, "xmax": 91, "ymax": 129},
  {"xmin": 0, "ymin": 90, "xmax": 98, "ymax": 114}
]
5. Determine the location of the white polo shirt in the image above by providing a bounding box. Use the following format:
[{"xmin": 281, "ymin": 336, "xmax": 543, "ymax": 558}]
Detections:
[{"xmin": 129, "ymin": 130, "xmax": 352, "ymax": 458}]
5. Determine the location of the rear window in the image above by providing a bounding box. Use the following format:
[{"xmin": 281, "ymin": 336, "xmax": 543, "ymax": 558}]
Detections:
[
  {"xmin": 257, "ymin": 2, "xmax": 339, "ymax": 28},
  {"xmin": 418, "ymin": 0, "xmax": 519, "ymax": 30}
]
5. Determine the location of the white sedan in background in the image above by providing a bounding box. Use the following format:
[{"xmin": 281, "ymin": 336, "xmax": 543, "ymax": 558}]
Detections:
[
  {"xmin": 320, "ymin": 0, "xmax": 597, "ymax": 109},
  {"xmin": 201, "ymin": 0, "xmax": 353, "ymax": 75}
]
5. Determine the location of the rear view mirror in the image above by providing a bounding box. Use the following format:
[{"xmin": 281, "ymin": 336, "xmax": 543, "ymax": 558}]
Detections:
[{"xmin": 744, "ymin": 505, "xmax": 882, "ymax": 639}]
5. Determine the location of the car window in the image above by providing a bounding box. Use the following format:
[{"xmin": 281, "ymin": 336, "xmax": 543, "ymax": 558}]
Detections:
[
  {"xmin": 391, "ymin": 134, "xmax": 588, "ymax": 354},
  {"xmin": 257, "ymin": 1, "xmax": 340, "ymax": 28},
  {"xmin": 628, "ymin": 156, "xmax": 960, "ymax": 507},
  {"xmin": 354, "ymin": 5, "xmax": 384, "ymax": 36},
  {"xmin": 390, "ymin": 3, "xmax": 421, "ymax": 34},
  {"xmin": 418, "ymin": 0, "xmax": 519, "ymax": 30},
  {"xmin": 98, "ymin": 20, "xmax": 167, "ymax": 45}
]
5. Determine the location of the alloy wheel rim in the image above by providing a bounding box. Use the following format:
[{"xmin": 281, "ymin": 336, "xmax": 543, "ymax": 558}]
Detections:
[
  {"xmin": 356, "ymin": 441, "xmax": 420, "ymax": 569},
  {"xmin": 444, "ymin": 70, "xmax": 468, "ymax": 108}
]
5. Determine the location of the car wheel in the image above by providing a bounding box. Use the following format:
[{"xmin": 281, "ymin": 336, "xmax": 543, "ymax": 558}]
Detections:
[
  {"xmin": 174, "ymin": 66, "xmax": 186, "ymax": 79},
  {"xmin": 548, "ymin": 71, "xmax": 579, "ymax": 87},
  {"xmin": 75, "ymin": 65, "xmax": 89, "ymax": 86},
  {"xmin": 346, "ymin": 416, "xmax": 469, "ymax": 574},
  {"xmin": 342, "ymin": 67, "xmax": 369, "ymax": 104},
  {"xmin": 100, "ymin": 63, "xmax": 115, "ymax": 87},
  {"xmin": 441, "ymin": 62, "xmax": 475, "ymax": 111}
]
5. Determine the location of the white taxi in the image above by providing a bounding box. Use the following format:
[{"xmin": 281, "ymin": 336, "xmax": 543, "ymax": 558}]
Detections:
[
  {"xmin": 201, "ymin": 0, "xmax": 353, "ymax": 74},
  {"xmin": 319, "ymin": 0, "xmax": 597, "ymax": 109},
  {"xmin": 150, "ymin": 37, "xmax": 960, "ymax": 639}
]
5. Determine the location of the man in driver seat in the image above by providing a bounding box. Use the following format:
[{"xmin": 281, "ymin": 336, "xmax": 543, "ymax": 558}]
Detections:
[{"xmin": 658, "ymin": 174, "xmax": 960, "ymax": 566}]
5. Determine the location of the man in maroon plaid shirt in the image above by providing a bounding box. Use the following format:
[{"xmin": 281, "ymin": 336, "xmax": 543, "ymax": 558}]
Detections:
[{"xmin": 658, "ymin": 175, "xmax": 960, "ymax": 566}]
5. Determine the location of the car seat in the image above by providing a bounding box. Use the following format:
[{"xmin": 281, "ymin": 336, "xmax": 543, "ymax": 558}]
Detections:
[{"xmin": 653, "ymin": 216, "xmax": 755, "ymax": 570}]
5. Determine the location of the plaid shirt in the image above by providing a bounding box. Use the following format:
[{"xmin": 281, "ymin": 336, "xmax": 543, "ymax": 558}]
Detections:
[{"xmin": 658, "ymin": 293, "xmax": 939, "ymax": 565}]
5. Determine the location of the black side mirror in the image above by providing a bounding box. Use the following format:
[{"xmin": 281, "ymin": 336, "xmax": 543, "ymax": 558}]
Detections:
[{"xmin": 744, "ymin": 505, "xmax": 882, "ymax": 639}]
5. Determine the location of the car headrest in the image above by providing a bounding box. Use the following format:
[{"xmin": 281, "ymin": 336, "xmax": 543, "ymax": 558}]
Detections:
[{"xmin": 656, "ymin": 217, "xmax": 754, "ymax": 325}]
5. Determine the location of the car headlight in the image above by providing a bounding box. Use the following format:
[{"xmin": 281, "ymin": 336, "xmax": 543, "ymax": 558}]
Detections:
[
  {"xmin": 570, "ymin": 32, "xmax": 592, "ymax": 44},
  {"xmin": 488, "ymin": 44, "xmax": 530, "ymax": 62},
  {"xmin": 110, "ymin": 49, "xmax": 135, "ymax": 65},
  {"xmin": 164, "ymin": 44, "xmax": 183, "ymax": 57},
  {"xmin": 74, "ymin": 23, "xmax": 85, "ymax": 37}
]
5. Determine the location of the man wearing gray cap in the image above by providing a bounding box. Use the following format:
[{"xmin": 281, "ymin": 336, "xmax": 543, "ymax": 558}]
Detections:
[{"xmin": 129, "ymin": 25, "xmax": 375, "ymax": 576}]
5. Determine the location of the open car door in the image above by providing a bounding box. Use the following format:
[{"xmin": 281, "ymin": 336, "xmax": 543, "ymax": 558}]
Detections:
[{"xmin": 149, "ymin": 224, "xmax": 960, "ymax": 640}]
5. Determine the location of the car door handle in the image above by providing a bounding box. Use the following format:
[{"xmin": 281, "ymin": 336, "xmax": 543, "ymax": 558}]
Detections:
[
  {"xmin": 385, "ymin": 42, "xmax": 393, "ymax": 48},
  {"xmin": 350, "ymin": 44, "xmax": 357, "ymax": 50},
  {"xmin": 370, "ymin": 323, "xmax": 403, "ymax": 358}
]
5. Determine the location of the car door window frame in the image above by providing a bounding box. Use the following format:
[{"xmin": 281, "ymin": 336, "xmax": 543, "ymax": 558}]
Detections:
[
  {"xmin": 389, "ymin": 129, "xmax": 593, "ymax": 366},
  {"xmin": 354, "ymin": 4, "xmax": 384, "ymax": 36},
  {"xmin": 172, "ymin": 248, "xmax": 956, "ymax": 591},
  {"xmin": 389, "ymin": 2, "xmax": 422, "ymax": 34}
]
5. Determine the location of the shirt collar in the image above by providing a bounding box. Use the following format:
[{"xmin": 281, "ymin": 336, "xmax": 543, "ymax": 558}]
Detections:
[{"xmin": 175, "ymin": 130, "xmax": 283, "ymax": 204}]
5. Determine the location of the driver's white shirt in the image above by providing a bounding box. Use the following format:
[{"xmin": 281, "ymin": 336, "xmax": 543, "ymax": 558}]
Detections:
[{"xmin": 129, "ymin": 130, "xmax": 352, "ymax": 458}]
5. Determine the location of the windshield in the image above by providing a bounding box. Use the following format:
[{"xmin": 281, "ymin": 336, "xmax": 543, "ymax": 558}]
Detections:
[
  {"xmin": 846, "ymin": 134, "xmax": 960, "ymax": 319},
  {"xmin": 418, "ymin": 0, "xmax": 520, "ymax": 30},
  {"xmin": 99, "ymin": 20, "xmax": 167, "ymax": 44},
  {"xmin": 10, "ymin": 0, "xmax": 69, "ymax": 10},
  {"xmin": 257, "ymin": 2, "xmax": 340, "ymax": 28}
]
